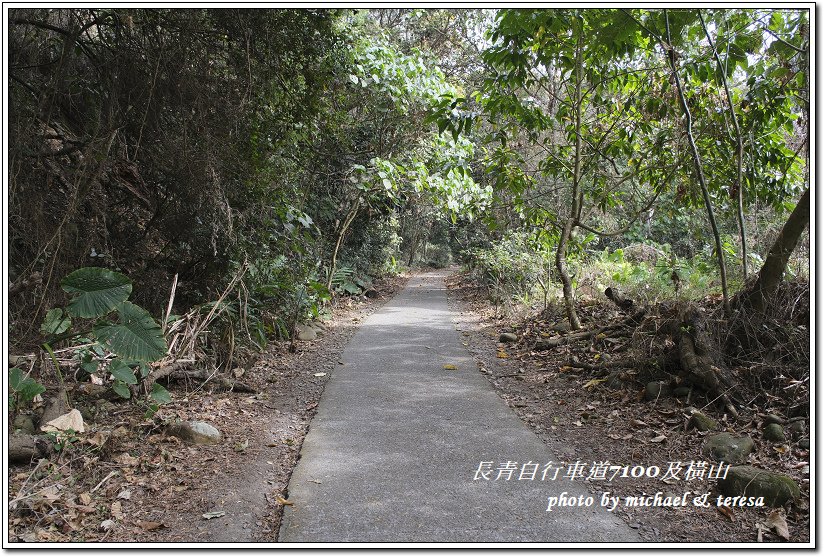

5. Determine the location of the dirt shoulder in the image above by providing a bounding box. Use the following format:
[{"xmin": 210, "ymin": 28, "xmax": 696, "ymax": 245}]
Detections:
[
  {"xmin": 7, "ymin": 275, "xmax": 408, "ymax": 544},
  {"xmin": 444, "ymin": 271, "xmax": 810, "ymax": 544}
]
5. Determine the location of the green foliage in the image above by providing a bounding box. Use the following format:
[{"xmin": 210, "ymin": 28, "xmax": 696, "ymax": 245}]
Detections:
[
  {"xmin": 61, "ymin": 267, "xmax": 133, "ymax": 319},
  {"xmin": 94, "ymin": 302, "xmax": 168, "ymax": 362},
  {"xmin": 466, "ymin": 231, "xmax": 550, "ymax": 306},
  {"xmin": 9, "ymin": 367, "xmax": 46, "ymax": 411},
  {"xmin": 42, "ymin": 267, "xmax": 169, "ymax": 402},
  {"xmin": 40, "ymin": 308, "xmax": 71, "ymax": 336},
  {"xmin": 330, "ymin": 266, "xmax": 372, "ymax": 296}
]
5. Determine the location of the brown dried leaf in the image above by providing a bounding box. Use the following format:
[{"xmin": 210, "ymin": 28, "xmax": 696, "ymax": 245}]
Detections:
[
  {"xmin": 716, "ymin": 505, "xmax": 735, "ymax": 522},
  {"xmin": 765, "ymin": 510, "xmax": 790, "ymax": 540},
  {"xmin": 275, "ymin": 495, "xmax": 294, "ymax": 506},
  {"xmin": 650, "ymin": 435, "xmax": 667, "ymax": 443},
  {"xmin": 114, "ymin": 452, "xmax": 140, "ymax": 467},
  {"xmin": 137, "ymin": 520, "xmax": 167, "ymax": 531},
  {"xmin": 79, "ymin": 492, "xmax": 92, "ymax": 505}
]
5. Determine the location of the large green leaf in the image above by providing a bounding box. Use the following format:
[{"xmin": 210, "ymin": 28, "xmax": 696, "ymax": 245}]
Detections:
[
  {"xmin": 94, "ymin": 302, "xmax": 168, "ymax": 362},
  {"xmin": 40, "ymin": 308, "xmax": 71, "ymax": 336},
  {"xmin": 61, "ymin": 267, "xmax": 133, "ymax": 318},
  {"xmin": 109, "ymin": 359, "xmax": 138, "ymax": 385},
  {"xmin": 9, "ymin": 367, "xmax": 46, "ymax": 402}
]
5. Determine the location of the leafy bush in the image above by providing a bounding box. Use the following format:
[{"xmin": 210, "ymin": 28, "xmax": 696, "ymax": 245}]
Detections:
[
  {"xmin": 41, "ymin": 267, "xmax": 170, "ymax": 403},
  {"xmin": 465, "ymin": 231, "xmax": 548, "ymax": 307}
]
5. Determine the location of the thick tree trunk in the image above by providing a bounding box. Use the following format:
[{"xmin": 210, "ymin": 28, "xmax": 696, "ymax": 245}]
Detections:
[{"xmin": 739, "ymin": 188, "xmax": 809, "ymax": 313}]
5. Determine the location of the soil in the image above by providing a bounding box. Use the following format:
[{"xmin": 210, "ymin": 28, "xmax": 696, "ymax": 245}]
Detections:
[
  {"xmin": 6, "ymin": 274, "xmax": 408, "ymax": 544},
  {"xmin": 444, "ymin": 270, "xmax": 810, "ymax": 544}
]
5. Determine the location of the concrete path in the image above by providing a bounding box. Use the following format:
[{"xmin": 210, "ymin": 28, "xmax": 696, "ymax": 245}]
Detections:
[{"xmin": 279, "ymin": 271, "xmax": 640, "ymax": 543}]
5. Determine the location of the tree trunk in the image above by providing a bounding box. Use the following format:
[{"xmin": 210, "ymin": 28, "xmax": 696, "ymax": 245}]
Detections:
[
  {"xmin": 699, "ymin": 12, "xmax": 748, "ymax": 279},
  {"xmin": 665, "ymin": 10, "xmax": 731, "ymax": 315},
  {"xmin": 739, "ymin": 188, "xmax": 809, "ymax": 313},
  {"xmin": 326, "ymin": 200, "xmax": 360, "ymax": 292},
  {"xmin": 556, "ymin": 28, "xmax": 584, "ymax": 331}
]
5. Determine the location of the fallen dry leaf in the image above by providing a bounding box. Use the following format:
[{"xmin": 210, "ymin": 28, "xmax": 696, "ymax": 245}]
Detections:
[
  {"xmin": 202, "ymin": 511, "xmax": 226, "ymax": 520},
  {"xmin": 765, "ymin": 510, "xmax": 790, "ymax": 540},
  {"xmin": 275, "ymin": 496, "xmax": 294, "ymax": 506},
  {"xmin": 650, "ymin": 435, "xmax": 667, "ymax": 443},
  {"xmin": 79, "ymin": 492, "xmax": 92, "ymax": 505},
  {"xmin": 313, "ymin": 372, "xmax": 327, "ymax": 377},
  {"xmin": 443, "ymin": 364, "xmax": 457, "ymax": 370},
  {"xmin": 137, "ymin": 521, "xmax": 167, "ymax": 531},
  {"xmin": 583, "ymin": 378, "xmax": 606, "ymax": 390},
  {"xmin": 496, "ymin": 351, "xmax": 508, "ymax": 358},
  {"xmin": 114, "ymin": 452, "xmax": 140, "ymax": 467},
  {"xmin": 716, "ymin": 505, "xmax": 735, "ymax": 522}
]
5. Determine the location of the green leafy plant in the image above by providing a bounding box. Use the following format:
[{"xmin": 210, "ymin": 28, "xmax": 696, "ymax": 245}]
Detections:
[
  {"xmin": 40, "ymin": 267, "xmax": 169, "ymax": 402},
  {"xmin": 9, "ymin": 367, "xmax": 46, "ymax": 412}
]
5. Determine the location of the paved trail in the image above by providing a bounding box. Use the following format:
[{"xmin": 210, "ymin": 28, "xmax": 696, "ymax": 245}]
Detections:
[{"xmin": 280, "ymin": 271, "xmax": 639, "ymax": 543}]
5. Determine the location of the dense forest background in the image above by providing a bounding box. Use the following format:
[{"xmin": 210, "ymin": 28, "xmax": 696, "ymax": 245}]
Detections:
[{"xmin": 7, "ymin": 7, "xmax": 809, "ymax": 413}]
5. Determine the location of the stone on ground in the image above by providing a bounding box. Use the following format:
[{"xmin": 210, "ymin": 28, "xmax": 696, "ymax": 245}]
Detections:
[
  {"xmin": 166, "ymin": 421, "xmax": 222, "ymax": 445},
  {"xmin": 296, "ymin": 324, "xmax": 317, "ymax": 341},
  {"xmin": 716, "ymin": 465, "xmax": 800, "ymax": 507},
  {"xmin": 498, "ymin": 332, "xmax": 518, "ymax": 343},
  {"xmin": 702, "ymin": 433, "xmax": 754, "ymax": 465},
  {"xmin": 763, "ymin": 423, "xmax": 786, "ymax": 443}
]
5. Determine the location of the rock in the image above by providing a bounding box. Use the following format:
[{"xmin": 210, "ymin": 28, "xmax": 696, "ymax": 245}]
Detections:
[
  {"xmin": 787, "ymin": 420, "xmax": 806, "ymax": 437},
  {"xmin": 702, "ymin": 433, "xmax": 754, "ymax": 464},
  {"xmin": 687, "ymin": 409, "xmax": 717, "ymax": 432},
  {"xmin": 787, "ymin": 404, "xmax": 808, "ymax": 419},
  {"xmin": 552, "ymin": 321, "xmax": 571, "ymax": 334},
  {"xmin": 13, "ymin": 414, "xmax": 36, "ymax": 435},
  {"xmin": 166, "ymin": 421, "xmax": 222, "ymax": 445},
  {"xmin": 604, "ymin": 371, "xmax": 623, "ymax": 390},
  {"xmin": 717, "ymin": 465, "xmax": 800, "ymax": 507},
  {"xmin": 763, "ymin": 423, "xmax": 786, "ymax": 443},
  {"xmin": 672, "ymin": 386, "xmax": 692, "ymax": 398},
  {"xmin": 798, "ymin": 438, "xmax": 810, "ymax": 450},
  {"xmin": 644, "ymin": 381, "xmax": 671, "ymax": 401},
  {"xmin": 296, "ymin": 324, "xmax": 317, "ymax": 341},
  {"xmin": 39, "ymin": 389, "xmax": 70, "ymax": 431},
  {"xmin": 41, "ymin": 409, "xmax": 85, "ymax": 433},
  {"xmin": 499, "ymin": 332, "xmax": 518, "ymax": 343},
  {"xmin": 763, "ymin": 413, "xmax": 786, "ymax": 426}
]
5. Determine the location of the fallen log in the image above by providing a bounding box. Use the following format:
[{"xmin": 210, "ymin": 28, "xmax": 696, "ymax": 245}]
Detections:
[
  {"xmin": 534, "ymin": 308, "xmax": 646, "ymax": 351},
  {"xmin": 604, "ymin": 287, "xmax": 635, "ymax": 312},
  {"xmin": 9, "ymin": 433, "xmax": 51, "ymax": 464}
]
